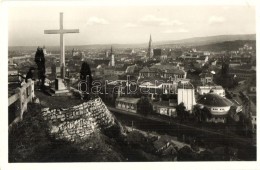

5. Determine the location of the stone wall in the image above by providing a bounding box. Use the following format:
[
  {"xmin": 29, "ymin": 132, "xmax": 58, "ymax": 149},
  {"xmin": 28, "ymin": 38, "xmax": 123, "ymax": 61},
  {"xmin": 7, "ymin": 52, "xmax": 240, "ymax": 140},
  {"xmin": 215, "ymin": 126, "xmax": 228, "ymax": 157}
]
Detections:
[{"xmin": 41, "ymin": 97, "xmax": 117, "ymax": 143}]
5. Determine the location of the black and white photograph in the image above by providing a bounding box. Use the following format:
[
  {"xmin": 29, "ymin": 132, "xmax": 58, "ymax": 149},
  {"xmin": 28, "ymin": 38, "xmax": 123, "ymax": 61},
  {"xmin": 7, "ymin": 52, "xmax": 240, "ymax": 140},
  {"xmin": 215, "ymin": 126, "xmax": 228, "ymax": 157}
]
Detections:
[{"xmin": 1, "ymin": 0, "xmax": 259, "ymax": 169}]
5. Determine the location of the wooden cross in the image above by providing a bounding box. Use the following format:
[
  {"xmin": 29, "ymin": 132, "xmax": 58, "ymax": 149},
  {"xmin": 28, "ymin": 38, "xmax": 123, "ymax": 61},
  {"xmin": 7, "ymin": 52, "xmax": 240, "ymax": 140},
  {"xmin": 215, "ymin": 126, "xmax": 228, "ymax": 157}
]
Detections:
[{"xmin": 44, "ymin": 12, "xmax": 79, "ymax": 79}]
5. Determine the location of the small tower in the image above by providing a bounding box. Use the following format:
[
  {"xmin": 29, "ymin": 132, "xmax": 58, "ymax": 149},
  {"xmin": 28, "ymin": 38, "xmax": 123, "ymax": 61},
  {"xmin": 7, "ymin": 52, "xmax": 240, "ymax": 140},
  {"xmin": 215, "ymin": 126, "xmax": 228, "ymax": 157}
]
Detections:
[
  {"xmin": 147, "ymin": 34, "xmax": 153, "ymax": 58},
  {"xmin": 110, "ymin": 46, "xmax": 115, "ymax": 67}
]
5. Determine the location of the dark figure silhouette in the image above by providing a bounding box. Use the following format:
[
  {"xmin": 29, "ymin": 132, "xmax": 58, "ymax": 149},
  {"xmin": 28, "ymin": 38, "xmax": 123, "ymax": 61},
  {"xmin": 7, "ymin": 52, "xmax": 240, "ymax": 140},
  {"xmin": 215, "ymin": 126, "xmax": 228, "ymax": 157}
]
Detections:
[{"xmin": 35, "ymin": 47, "xmax": 46, "ymax": 90}]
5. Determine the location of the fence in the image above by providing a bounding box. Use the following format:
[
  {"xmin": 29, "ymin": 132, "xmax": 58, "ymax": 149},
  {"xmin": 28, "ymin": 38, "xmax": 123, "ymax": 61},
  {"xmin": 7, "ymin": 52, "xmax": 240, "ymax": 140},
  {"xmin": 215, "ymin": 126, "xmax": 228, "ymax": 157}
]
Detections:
[{"xmin": 8, "ymin": 79, "xmax": 35, "ymax": 125}]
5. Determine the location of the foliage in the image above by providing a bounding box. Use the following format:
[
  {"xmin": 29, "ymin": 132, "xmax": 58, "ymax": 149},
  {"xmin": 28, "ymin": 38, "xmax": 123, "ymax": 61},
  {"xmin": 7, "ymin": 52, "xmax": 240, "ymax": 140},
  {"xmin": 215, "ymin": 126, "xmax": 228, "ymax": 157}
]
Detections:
[
  {"xmin": 80, "ymin": 62, "xmax": 93, "ymax": 99},
  {"xmin": 126, "ymin": 131, "xmax": 146, "ymax": 147},
  {"xmin": 238, "ymin": 113, "xmax": 253, "ymax": 137},
  {"xmin": 137, "ymin": 96, "xmax": 153, "ymax": 115},
  {"xmin": 176, "ymin": 102, "xmax": 189, "ymax": 121},
  {"xmin": 192, "ymin": 105, "xmax": 212, "ymax": 122},
  {"xmin": 34, "ymin": 47, "xmax": 46, "ymax": 88},
  {"xmin": 214, "ymin": 58, "xmax": 238, "ymax": 89}
]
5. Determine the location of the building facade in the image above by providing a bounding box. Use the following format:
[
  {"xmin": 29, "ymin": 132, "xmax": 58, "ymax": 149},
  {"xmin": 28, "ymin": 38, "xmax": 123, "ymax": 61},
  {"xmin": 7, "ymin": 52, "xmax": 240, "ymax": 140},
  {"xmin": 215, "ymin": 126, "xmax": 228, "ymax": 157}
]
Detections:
[
  {"xmin": 197, "ymin": 85, "xmax": 225, "ymax": 97},
  {"xmin": 177, "ymin": 80, "xmax": 196, "ymax": 111},
  {"xmin": 115, "ymin": 97, "xmax": 139, "ymax": 113}
]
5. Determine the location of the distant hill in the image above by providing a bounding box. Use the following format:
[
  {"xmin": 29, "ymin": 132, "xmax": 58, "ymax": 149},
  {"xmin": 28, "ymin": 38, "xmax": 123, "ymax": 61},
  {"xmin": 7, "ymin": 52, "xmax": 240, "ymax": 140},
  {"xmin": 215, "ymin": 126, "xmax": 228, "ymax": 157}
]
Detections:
[
  {"xmin": 154, "ymin": 34, "xmax": 256, "ymax": 46},
  {"xmin": 194, "ymin": 40, "xmax": 256, "ymax": 52},
  {"xmin": 9, "ymin": 34, "xmax": 256, "ymax": 51}
]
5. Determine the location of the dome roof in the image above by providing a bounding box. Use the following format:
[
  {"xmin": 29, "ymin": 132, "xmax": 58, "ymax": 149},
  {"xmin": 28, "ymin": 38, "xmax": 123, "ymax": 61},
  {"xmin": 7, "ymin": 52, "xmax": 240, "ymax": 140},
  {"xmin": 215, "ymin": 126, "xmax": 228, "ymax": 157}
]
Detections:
[{"xmin": 197, "ymin": 93, "xmax": 233, "ymax": 107}]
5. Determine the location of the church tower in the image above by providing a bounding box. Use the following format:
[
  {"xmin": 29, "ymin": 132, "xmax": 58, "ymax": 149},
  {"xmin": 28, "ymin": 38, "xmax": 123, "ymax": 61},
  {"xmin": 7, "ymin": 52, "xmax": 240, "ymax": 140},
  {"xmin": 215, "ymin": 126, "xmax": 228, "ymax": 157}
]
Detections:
[
  {"xmin": 147, "ymin": 34, "xmax": 153, "ymax": 58},
  {"xmin": 110, "ymin": 46, "xmax": 115, "ymax": 67}
]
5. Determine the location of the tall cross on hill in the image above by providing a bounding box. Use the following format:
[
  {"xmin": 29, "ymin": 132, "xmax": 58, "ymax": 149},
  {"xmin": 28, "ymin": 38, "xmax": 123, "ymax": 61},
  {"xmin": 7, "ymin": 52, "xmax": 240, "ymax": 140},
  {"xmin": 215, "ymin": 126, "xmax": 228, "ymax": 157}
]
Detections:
[{"xmin": 44, "ymin": 12, "xmax": 79, "ymax": 79}]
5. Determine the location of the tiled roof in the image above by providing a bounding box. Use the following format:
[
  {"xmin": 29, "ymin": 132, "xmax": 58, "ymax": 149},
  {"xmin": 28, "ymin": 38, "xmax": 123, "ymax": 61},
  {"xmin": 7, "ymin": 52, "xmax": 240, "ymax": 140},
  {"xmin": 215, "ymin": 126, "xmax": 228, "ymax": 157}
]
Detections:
[
  {"xmin": 199, "ymin": 72, "xmax": 212, "ymax": 78},
  {"xmin": 177, "ymin": 81, "xmax": 194, "ymax": 89},
  {"xmin": 126, "ymin": 65, "xmax": 137, "ymax": 73},
  {"xmin": 196, "ymin": 55, "xmax": 207, "ymax": 60},
  {"xmin": 165, "ymin": 69, "xmax": 185, "ymax": 75},
  {"xmin": 152, "ymin": 101, "xmax": 176, "ymax": 108},
  {"xmin": 139, "ymin": 66, "xmax": 150, "ymax": 73}
]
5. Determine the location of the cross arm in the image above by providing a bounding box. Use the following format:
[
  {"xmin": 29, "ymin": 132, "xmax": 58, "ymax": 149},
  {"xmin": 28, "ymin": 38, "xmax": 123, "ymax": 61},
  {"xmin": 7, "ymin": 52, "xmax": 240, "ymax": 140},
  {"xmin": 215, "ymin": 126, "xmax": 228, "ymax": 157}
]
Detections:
[
  {"xmin": 44, "ymin": 30, "xmax": 61, "ymax": 34},
  {"xmin": 62, "ymin": 29, "xmax": 80, "ymax": 34}
]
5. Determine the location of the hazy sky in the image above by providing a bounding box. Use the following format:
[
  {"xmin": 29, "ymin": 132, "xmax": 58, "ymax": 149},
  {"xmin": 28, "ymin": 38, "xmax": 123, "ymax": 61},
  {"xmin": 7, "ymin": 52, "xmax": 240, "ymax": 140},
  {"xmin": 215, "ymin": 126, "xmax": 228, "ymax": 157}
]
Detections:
[{"xmin": 8, "ymin": 5, "xmax": 255, "ymax": 46}]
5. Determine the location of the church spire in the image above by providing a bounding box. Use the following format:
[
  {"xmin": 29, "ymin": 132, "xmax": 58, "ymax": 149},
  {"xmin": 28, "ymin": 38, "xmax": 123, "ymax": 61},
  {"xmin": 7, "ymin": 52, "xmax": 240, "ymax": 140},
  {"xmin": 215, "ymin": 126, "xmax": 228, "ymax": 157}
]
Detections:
[{"xmin": 147, "ymin": 34, "xmax": 153, "ymax": 58}]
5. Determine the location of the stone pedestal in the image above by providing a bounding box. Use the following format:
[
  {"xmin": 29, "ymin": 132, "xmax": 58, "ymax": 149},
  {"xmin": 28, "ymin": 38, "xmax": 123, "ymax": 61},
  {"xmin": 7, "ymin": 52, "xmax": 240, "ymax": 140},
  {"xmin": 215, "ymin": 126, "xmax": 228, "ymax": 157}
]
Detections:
[{"xmin": 50, "ymin": 78, "xmax": 70, "ymax": 96}]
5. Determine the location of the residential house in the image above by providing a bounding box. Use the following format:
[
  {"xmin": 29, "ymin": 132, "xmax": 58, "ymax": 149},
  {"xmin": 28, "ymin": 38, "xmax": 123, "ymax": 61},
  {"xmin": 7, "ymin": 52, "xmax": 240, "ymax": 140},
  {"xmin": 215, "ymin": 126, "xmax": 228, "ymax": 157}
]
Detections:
[
  {"xmin": 139, "ymin": 65, "xmax": 186, "ymax": 79},
  {"xmin": 196, "ymin": 55, "xmax": 208, "ymax": 66},
  {"xmin": 8, "ymin": 65, "xmax": 18, "ymax": 75},
  {"xmin": 114, "ymin": 67, "xmax": 126, "ymax": 76},
  {"xmin": 229, "ymin": 69, "xmax": 256, "ymax": 80},
  {"xmin": 199, "ymin": 72, "xmax": 213, "ymax": 85},
  {"xmin": 152, "ymin": 100, "xmax": 177, "ymax": 117},
  {"xmin": 197, "ymin": 85, "xmax": 225, "ymax": 97},
  {"xmin": 126, "ymin": 64, "xmax": 138, "ymax": 74},
  {"xmin": 103, "ymin": 67, "xmax": 115, "ymax": 76},
  {"xmin": 115, "ymin": 97, "xmax": 139, "ymax": 113},
  {"xmin": 153, "ymin": 135, "xmax": 175, "ymax": 154},
  {"xmin": 138, "ymin": 77, "xmax": 178, "ymax": 98}
]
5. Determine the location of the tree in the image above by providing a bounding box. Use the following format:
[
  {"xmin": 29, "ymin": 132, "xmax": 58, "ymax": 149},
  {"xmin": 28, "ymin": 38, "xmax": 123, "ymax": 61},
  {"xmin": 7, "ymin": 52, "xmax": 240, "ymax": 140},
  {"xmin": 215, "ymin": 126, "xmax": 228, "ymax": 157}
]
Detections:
[
  {"xmin": 176, "ymin": 102, "xmax": 189, "ymax": 122},
  {"xmin": 193, "ymin": 105, "xmax": 202, "ymax": 122},
  {"xmin": 80, "ymin": 62, "xmax": 93, "ymax": 99},
  {"xmin": 137, "ymin": 96, "xmax": 153, "ymax": 115},
  {"xmin": 200, "ymin": 107, "xmax": 212, "ymax": 122},
  {"xmin": 238, "ymin": 113, "xmax": 253, "ymax": 137},
  {"xmin": 35, "ymin": 47, "xmax": 46, "ymax": 89},
  {"xmin": 126, "ymin": 131, "xmax": 146, "ymax": 147},
  {"xmin": 214, "ymin": 56, "xmax": 238, "ymax": 89},
  {"xmin": 192, "ymin": 105, "xmax": 212, "ymax": 123}
]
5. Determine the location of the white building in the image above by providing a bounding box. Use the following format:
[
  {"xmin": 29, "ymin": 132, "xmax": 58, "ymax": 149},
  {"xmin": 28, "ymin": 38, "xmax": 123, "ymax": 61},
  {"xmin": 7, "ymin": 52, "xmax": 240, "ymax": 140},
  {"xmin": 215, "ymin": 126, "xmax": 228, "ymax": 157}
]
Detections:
[
  {"xmin": 177, "ymin": 80, "xmax": 196, "ymax": 111},
  {"xmin": 111, "ymin": 54, "xmax": 115, "ymax": 67},
  {"xmin": 197, "ymin": 85, "xmax": 225, "ymax": 97}
]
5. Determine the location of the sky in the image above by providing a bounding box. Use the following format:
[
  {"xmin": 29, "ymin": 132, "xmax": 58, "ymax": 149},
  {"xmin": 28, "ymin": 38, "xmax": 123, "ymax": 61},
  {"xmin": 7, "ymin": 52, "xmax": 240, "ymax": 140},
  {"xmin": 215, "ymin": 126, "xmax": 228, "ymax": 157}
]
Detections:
[{"xmin": 8, "ymin": 5, "xmax": 256, "ymax": 46}]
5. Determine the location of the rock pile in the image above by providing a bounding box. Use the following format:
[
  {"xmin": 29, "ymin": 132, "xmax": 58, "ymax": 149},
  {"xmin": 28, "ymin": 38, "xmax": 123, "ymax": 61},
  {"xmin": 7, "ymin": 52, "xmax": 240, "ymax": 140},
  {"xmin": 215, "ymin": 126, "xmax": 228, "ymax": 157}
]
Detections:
[{"xmin": 41, "ymin": 97, "xmax": 117, "ymax": 143}]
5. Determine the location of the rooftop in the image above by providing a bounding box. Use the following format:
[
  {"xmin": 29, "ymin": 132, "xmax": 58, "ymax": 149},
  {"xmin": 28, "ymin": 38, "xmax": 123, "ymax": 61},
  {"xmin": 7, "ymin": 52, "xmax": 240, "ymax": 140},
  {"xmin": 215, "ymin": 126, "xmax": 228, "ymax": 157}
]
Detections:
[
  {"xmin": 165, "ymin": 69, "xmax": 185, "ymax": 75},
  {"xmin": 115, "ymin": 97, "xmax": 140, "ymax": 104},
  {"xmin": 197, "ymin": 93, "xmax": 234, "ymax": 107},
  {"xmin": 177, "ymin": 81, "xmax": 194, "ymax": 89},
  {"xmin": 197, "ymin": 85, "xmax": 224, "ymax": 90}
]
